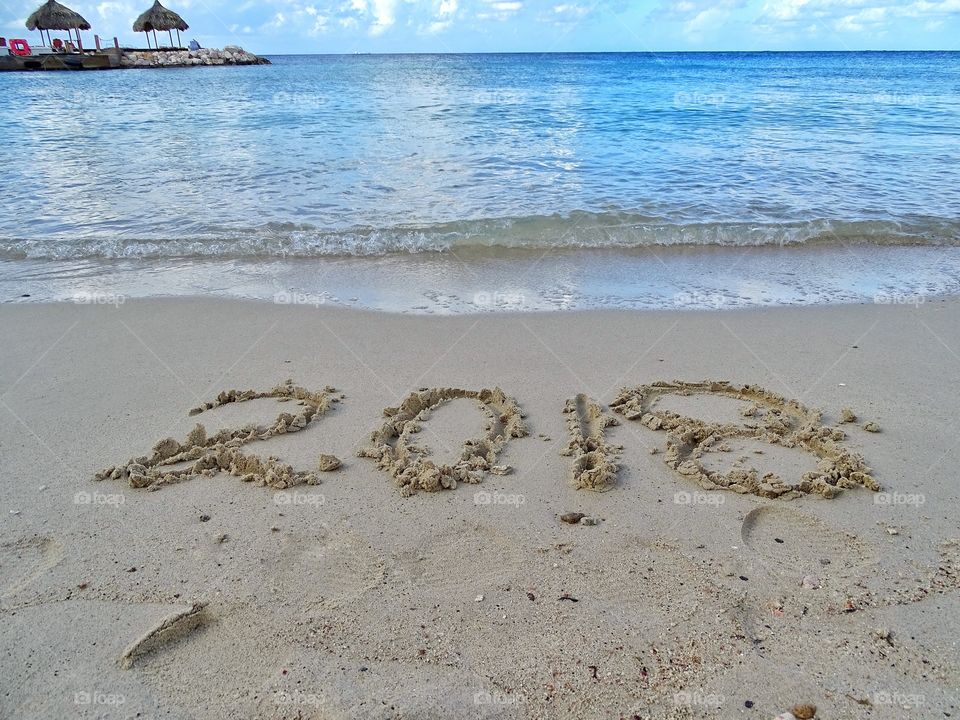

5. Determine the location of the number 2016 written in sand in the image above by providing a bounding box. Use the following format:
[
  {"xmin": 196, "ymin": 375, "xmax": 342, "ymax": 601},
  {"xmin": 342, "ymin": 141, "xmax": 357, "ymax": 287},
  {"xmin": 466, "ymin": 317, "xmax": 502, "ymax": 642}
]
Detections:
[{"xmin": 96, "ymin": 380, "xmax": 880, "ymax": 502}]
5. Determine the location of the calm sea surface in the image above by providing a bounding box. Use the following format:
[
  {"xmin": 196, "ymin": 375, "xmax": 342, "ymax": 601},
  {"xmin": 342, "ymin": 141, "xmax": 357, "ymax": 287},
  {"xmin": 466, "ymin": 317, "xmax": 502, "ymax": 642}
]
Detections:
[{"xmin": 2, "ymin": 52, "xmax": 960, "ymax": 310}]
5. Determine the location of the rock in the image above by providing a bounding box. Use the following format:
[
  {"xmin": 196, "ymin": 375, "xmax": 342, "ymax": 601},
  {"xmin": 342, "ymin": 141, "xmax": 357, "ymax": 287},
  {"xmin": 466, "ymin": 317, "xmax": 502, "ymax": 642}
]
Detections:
[
  {"xmin": 800, "ymin": 575, "xmax": 821, "ymax": 590},
  {"xmin": 317, "ymin": 454, "xmax": 341, "ymax": 472},
  {"xmin": 579, "ymin": 517, "xmax": 600, "ymax": 526},
  {"xmin": 560, "ymin": 512, "xmax": 585, "ymax": 524},
  {"xmin": 839, "ymin": 407, "xmax": 857, "ymax": 423},
  {"xmin": 863, "ymin": 421, "xmax": 881, "ymax": 432}
]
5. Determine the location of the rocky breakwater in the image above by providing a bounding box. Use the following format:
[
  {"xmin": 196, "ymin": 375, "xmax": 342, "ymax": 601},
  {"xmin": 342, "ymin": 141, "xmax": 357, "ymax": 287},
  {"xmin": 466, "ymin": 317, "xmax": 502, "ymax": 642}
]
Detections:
[{"xmin": 120, "ymin": 45, "xmax": 270, "ymax": 68}]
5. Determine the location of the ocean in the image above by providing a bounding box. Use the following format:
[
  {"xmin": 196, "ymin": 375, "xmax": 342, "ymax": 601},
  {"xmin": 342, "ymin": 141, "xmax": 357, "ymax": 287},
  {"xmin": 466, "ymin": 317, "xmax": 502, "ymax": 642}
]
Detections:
[{"xmin": 3, "ymin": 51, "xmax": 960, "ymax": 311}]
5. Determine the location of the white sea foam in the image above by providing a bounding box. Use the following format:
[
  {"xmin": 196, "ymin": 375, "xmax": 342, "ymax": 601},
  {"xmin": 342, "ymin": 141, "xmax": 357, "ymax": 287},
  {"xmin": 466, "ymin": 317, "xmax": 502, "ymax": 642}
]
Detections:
[{"xmin": 2, "ymin": 214, "xmax": 958, "ymax": 260}]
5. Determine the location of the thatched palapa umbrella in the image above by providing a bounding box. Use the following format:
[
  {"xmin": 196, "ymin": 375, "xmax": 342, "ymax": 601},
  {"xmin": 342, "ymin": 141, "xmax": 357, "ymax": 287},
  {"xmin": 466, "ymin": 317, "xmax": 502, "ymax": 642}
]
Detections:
[
  {"xmin": 133, "ymin": 0, "xmax": 189, "ymax": 49},
  {"xmin": 26, "ymin": 0, "xmax": 91, "ymax": 50}
]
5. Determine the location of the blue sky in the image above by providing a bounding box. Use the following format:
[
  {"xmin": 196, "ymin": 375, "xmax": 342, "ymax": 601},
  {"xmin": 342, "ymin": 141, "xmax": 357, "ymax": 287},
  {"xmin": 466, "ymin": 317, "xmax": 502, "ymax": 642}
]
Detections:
[{"xmin": 5, "ymin": 0, "xmax": 960, "ymax": 53}]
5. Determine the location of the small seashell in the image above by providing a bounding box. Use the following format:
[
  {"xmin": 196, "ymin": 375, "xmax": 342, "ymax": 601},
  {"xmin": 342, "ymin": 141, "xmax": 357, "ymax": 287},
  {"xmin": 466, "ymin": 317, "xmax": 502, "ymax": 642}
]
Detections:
[
  {"xmin": 800, "ymin": 575, "xmax": 821, "ymax": 590},
  {"xmin": 560, "ymin": 512, "xmax": 585, "ymax": 524}
]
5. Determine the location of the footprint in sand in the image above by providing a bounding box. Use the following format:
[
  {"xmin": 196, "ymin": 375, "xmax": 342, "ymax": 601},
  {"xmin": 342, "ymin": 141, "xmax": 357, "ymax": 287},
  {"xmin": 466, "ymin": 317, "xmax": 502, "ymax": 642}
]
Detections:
[
  {"xmin": 385, "ymin": 523, "xmax": 529, "ymax": 596},
  {"xmin": 560, "ymin": 393, "xmax": 621, "ymax": 492},
  {"xmin": 739, "ymin": 505, "xmax": 876, "ymax": 583},
  {"xmin": 358, "ymin": 387, "xmax": 528, "ymax": 496},
  {"xmin": 0, "ymin": 536, "xmax": 65, "ymax": 603},
  {"xmin": 273, "ymin": 521, "xmax": 387, "ymax": 603},
  {"xmin": 611, "ymin": 380, "xmax": 879, "ymax": 500},
  {"xmin": 95, "ymin": 381, "xmax": 342, "ymax": 491}
]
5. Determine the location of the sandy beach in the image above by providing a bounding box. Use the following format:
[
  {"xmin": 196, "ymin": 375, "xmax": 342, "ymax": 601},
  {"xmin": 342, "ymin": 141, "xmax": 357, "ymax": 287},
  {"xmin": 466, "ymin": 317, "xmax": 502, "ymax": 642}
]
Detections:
[{"xmin": 1, "ymin": 297, "xmax": 958, "ymax": 719}]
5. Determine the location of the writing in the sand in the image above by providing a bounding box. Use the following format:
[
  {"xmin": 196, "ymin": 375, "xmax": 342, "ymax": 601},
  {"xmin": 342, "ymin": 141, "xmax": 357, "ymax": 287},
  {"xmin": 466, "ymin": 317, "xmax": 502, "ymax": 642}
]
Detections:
[{"xmin": 95, "ymin": 381, "xmax": 880, "ymax": 501}]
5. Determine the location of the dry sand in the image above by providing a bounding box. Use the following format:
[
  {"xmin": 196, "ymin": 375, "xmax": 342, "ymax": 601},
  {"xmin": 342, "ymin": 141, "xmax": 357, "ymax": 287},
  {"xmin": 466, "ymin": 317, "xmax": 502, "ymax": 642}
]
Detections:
[{"xmin": 1, "ymin": 297, "xmax": 958, "ymax": 719}]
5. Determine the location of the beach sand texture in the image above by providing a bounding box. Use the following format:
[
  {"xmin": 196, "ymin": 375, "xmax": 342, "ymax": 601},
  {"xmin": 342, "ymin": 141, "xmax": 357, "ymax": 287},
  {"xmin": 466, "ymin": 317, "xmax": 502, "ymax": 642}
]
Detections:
[{"xmin": 1, "ymin": 298, "xmax": 958, "ymax": 719}]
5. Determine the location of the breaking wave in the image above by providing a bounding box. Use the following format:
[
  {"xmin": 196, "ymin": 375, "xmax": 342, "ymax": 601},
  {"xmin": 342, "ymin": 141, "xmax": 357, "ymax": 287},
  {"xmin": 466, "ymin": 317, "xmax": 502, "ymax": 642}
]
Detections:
[{"xmin": 2, "ymin": 213, "xmax": 959, "ymax": 260}]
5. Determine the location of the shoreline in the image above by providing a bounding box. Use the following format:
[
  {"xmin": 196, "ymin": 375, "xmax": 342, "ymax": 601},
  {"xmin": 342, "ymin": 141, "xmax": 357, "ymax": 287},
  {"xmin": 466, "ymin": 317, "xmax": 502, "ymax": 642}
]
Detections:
[
  {"xmin": 2, "ymin": 297, "xmax": 958, "ymax": 718},
  {"xmin": 4, "ymin": 242, "xmax": 960, "ymax": 314}
]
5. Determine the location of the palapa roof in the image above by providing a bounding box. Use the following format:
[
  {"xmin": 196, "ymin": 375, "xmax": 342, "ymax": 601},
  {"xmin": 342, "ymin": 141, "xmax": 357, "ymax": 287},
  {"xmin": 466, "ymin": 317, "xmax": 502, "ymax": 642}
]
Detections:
[
  {"xmin": 26, "ymin": 0, "xmax": 91, "ymax": 31},
  {"xmin": 133, "ymin": 0, "xmax": 189, "ymax": 32}
]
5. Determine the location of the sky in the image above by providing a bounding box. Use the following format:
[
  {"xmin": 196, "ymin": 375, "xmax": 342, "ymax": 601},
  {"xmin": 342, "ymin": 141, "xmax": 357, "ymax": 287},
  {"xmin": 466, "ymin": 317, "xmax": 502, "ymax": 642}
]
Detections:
[{"xmin": 5, "ymin": 0, "xmax": 960, "ymax": 54}]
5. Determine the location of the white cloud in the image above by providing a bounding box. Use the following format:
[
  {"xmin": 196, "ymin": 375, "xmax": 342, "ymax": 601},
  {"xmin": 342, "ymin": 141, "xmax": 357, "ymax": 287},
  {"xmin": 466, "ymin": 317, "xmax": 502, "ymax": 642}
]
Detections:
[
  {"xmin": 368, "ymin": 0, "xmax": 396, "ymax": 34},
  {"xmin": 96, "ymin": 1, "xmax": 133, "ymax": 22},
  {"xmin": 263, "ymin": 11, "xmax": 286, "ymax": 30},
  {"xmin": 553, "ymin": 3, "xmax": 589, "ymax": 17},
  {"xmin": 653, "ymin": 0, "xmax": 748, "ymax": 38},
  {"xmin": 757, "ymin": 0, "xmax": 960, "ymax": 33},
  {"xmin": 476, "ymin": 0, "xmax": 523, "ymax": 20},
  {"xmin": 310, "ymin": 13, "xmax": 330, "ymax": 33}
]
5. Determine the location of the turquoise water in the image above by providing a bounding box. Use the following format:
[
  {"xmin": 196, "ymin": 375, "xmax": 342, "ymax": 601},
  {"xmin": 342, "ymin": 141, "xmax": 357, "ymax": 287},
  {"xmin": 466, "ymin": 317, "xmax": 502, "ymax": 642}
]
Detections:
[{"xmin": 2, "ymin": 52, "xmax": 960, "ymax": 310}]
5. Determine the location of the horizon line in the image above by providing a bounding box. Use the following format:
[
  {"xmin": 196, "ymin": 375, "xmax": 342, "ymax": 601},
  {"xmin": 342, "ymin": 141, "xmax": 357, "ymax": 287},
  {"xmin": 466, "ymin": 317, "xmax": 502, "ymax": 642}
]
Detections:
[{"xmin": 258, "ymin": 49, "xmax": 960, "ymax": 56}]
